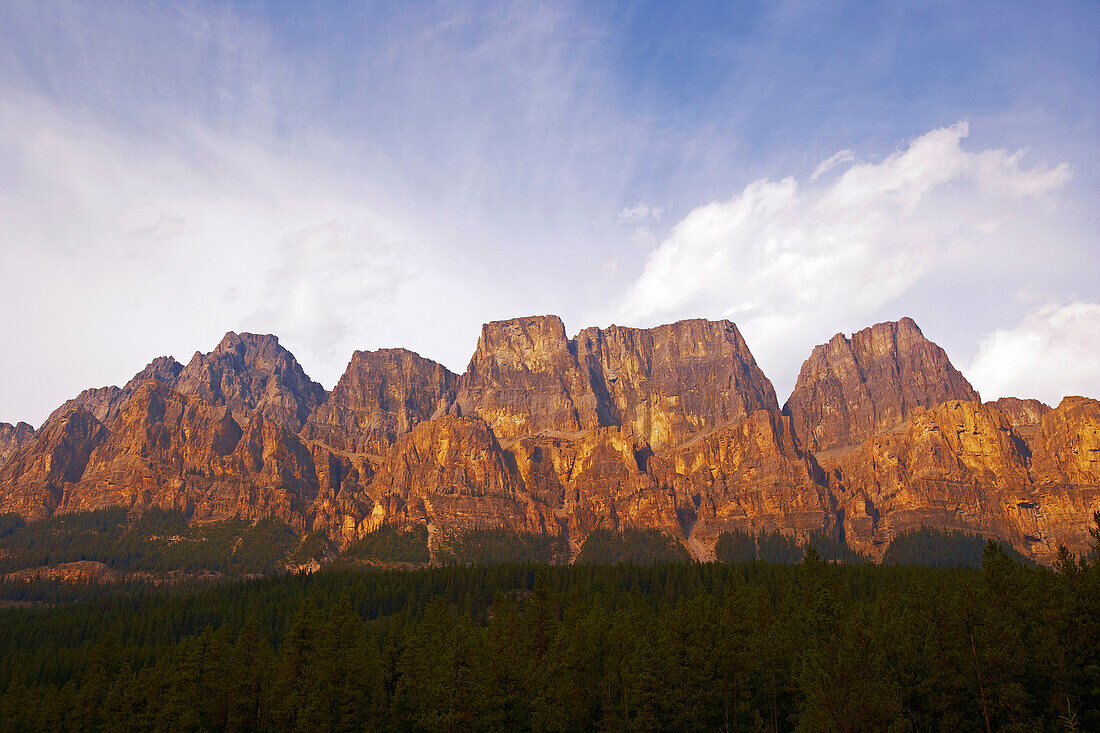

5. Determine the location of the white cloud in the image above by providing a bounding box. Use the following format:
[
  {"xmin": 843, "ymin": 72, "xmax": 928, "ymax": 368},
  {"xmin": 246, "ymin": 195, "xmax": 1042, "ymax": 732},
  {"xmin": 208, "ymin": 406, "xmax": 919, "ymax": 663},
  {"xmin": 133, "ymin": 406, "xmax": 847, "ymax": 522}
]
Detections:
[
  {"xmin": 809, "ymin": 148, "xmax": 853, "ymax": 181},
  {"xmin": 618, "ymin": 203, "xmax": 664, "ymax": 224},
  {"xmin": 966, "ymin": 302, "xmax": 1100, "ymax": 404},
  {"xmin": 610, "ymin": 122, "xmax": 1075, "ymax": 398},
  {"xmin": 247, "ymin": 218, "xmax": 419, "ymax": 364}
]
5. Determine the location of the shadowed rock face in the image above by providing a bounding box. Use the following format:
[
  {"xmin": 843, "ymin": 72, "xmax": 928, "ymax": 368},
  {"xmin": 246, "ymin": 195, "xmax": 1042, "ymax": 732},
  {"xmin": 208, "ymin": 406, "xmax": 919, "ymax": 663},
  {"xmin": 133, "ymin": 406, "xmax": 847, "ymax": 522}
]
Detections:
[
  {"xmin": 0, "ymin": 422, "xmax": 35, "ymax": 469},
  {"xmin": 302, "ymin": 348, "xmax": 457, "ymax": 455},
  {"xmin": 0, "ymin": 314, "xmax": 1096, "ymax": 566},
  {"xmin": 174, "ymin": 332, "xmax": 327, "ymax": 431}
]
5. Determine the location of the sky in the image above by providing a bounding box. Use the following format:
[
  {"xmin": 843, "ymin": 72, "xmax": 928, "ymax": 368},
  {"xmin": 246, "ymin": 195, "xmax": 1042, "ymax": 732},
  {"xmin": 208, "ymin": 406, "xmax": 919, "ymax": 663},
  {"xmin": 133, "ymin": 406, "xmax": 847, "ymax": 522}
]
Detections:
[{"xmin": 1, "ymin": 0, "xmax": 1097, "ymax": 427}]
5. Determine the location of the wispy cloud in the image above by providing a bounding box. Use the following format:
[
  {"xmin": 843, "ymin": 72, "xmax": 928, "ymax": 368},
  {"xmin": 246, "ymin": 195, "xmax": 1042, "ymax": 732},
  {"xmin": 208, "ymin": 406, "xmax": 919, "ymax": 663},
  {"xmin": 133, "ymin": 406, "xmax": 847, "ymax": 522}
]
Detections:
[{"xmin": 809, "ymin": 149, "xmax": 854, "ymax": 181}]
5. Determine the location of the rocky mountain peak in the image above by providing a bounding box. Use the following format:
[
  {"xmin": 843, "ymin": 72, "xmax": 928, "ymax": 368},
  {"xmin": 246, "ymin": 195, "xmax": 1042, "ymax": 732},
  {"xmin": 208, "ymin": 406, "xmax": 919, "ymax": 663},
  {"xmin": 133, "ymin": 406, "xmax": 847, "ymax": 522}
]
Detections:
[
  {"xmin": 301, "ymin": 347, "xmax": 457, "ymax": 454},
  {"xmin": 784, "ymin": 318, "xmax": 979, "ymax": 453},
  {"xmin": 174, "ymin": 331, "xmax": 327, "ymax": 430}
]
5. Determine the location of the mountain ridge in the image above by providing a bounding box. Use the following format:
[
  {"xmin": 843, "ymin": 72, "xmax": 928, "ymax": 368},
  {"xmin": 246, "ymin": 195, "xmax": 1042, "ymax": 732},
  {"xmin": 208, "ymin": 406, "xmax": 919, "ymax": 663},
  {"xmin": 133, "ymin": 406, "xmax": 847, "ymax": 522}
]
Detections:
[{"xmin": 1, "ymin": 315, "xmax": 1096, "ymax": 567}]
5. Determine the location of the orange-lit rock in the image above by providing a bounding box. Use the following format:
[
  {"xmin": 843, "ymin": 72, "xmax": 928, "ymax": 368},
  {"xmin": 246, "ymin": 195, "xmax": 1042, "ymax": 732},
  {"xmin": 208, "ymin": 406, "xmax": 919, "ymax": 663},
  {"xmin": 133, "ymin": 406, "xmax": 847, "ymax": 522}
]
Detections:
[{"xmin": 784, "ymin": 318, "xmax": 978, "ymax": 453}]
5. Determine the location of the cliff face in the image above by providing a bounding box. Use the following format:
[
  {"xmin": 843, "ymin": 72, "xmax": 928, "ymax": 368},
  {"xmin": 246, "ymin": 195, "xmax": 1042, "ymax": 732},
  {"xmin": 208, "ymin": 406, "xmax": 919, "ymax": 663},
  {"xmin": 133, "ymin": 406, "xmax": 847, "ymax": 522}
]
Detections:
[
  {"xmin": 174, "ymin": 332, "xmax": 327, "ymax": 431},
  {"xmin": 825, "ymin": 398, "xmax": 1100, "ymax": 563},
  {"xmin": 455, "ymin": 316, "xmax": 602, "ymax": 440},
  {"xmin": 0, "ymin": 422, "xmax": 35, "ymax": 469},
  {"xmin": 0, "ymin": 408, "xmax": 110, "ymax": 520},
  {"xmin": 302, "ymin": 348, "xmax": 456, "ymax": 455},
  {"xmin": 367, "ymin": 415, "xmax": 549, "ymax": 537},
  {"xmin": 784, "ymin": 318, "xmax": 979, "ymax": 453},
  {"xmin": 573, "ymin": 319, "xmax": 778, "ymax": 452},
  {"xmin": 456, "ymin": 316, "xmax": 777, "ymax": 450},
  {"xmin": 47, "ymin": 356, "xmax": 184, "ymax": 426},
  {"xmin": 651, "ymin": 410, "xmax": 830, "ymax": 545},
  {"xmin": 0, "ymin": 314, "xmax": 1096, "ymax": 567}
]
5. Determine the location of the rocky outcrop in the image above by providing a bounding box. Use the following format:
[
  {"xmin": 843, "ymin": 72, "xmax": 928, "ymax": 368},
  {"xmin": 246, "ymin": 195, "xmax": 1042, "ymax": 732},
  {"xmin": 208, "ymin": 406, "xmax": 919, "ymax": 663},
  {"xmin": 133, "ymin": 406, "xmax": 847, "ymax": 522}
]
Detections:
[
  {"xmin": 825, "ymin": 399, "xmax": 1100, "ymax": 563},
  {"xmin": 989, "ymin": 397, "xmax": 1051, "ymax": 428},
  {"xmin": 456, "ymin": 316, "xmax": 777, "ymax": 451},
  {"xmin": 0, "ymin": 314, "xmax": 1096, "ymax": 567},
  {"xmin": 47, "ymin": 356, "xmax": 184, "ymax": 426},
  {"xmin": 650, "ymin": 410, "xmax": 831, "ymax": 544},
  {"xmin": 573, "ymin": 319, "xmax": 777, "ymax": 452},
  {"xmin": 174, "ymin": 332, "xmax": 326, "ymax": 430},
  {"xmin": 0, "ymin": 422, "xmax": 35, "ymax": 469},
  {"xmin": 302, "ymin": 348, "xmax": 456, "ymax": 455},
  {"xmin": 454, "ymin": 316, "xmax": 603, "ymax": 440},
  {"xmin": 0, "ymin": 408, "xmax": 110, "ymax": 520},
  {"xmin": 367, "ymin": 415, "xmax": 550, "ymax": 536},
  {"xmin": 784, "ymin": 318, "xmax": 979, "ymax": 453}
]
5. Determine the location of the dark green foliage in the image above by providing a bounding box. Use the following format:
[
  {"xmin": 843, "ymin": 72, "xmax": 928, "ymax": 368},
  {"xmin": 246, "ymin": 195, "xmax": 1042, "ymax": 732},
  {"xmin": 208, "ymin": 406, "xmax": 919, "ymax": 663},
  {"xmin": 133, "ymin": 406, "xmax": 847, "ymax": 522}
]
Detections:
[
  {"xmin": 575, "ymin": 528, "xmax": 692, "ymax": 564},
  {"xmin": 715, "ymin": 530, "xmax": 757, "ymax": 562},
  {"xmin": 715, "ymin": 530, "xmax": 867, "ymax": 565},
  {"xmin": 291, "ymin": 529, "xmax": 335, "ymax": 565},
  {"xmin": 435, "ymin": 529, "xmax": 568, "ymax": 565},
  {"xmin": 756, "ymin": 529, "xmax": 803, "ymax": 563},
  {"xmin": 883, "ymin": 526, "xmax": 1035, "ymax": 568},
  {"xmin": 0, "ymin": 531, "xmax": 1098, "ymax": 731},
  {"xmin": 338, "ymin": 524, "xmax": 431, "ymax": 565},
  {"xmin": 0, "ymin": 508, "xmax": 298, "ymax": 576}
]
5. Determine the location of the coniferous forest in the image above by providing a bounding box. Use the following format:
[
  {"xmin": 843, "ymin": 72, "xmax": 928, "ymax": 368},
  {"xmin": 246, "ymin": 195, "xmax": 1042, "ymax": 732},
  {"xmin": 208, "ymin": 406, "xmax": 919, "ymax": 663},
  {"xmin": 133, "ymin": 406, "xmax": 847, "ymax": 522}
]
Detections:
[{"xmin": 0, "ymin": 519, "xmax": 1096, "ymax": 732}]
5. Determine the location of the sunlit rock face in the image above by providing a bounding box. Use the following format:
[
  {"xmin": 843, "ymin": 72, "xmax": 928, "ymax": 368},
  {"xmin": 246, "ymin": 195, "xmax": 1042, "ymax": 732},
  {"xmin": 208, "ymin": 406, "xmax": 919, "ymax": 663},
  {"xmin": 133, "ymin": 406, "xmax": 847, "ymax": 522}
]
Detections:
[
  {"xmin": 784, "ymin": 318, "xmax": 979, "ymax": 454},
  {"xmin": 824, "ymin": 398, "xmax": 1100, "ymax": 564},
  {"xmin": 174, "ymin": 332, "xmax": 327, "ymax": 431},
  {"xmin": 0, "ymin": 314, "xmax": 1096, "ymax": 566},
  {"xmin": 302, "ymin": 348, "xmax": 457, "ymax": 455}
]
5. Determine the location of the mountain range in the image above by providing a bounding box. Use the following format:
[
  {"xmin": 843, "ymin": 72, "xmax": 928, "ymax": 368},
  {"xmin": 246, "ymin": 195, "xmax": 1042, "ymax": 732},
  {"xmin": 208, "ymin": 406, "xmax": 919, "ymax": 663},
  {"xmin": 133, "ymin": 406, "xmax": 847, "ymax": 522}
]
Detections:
[{"xmin": 1, "ymin": 315, "xmax": 1097, "ymax": 566}]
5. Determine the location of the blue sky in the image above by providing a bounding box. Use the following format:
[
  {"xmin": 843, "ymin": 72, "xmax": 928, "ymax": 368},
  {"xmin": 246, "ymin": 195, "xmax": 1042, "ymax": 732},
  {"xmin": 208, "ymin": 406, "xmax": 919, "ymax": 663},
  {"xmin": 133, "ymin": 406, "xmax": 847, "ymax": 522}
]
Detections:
[{"xmin": 1, "ymin": 0, "xmax": 1097, "ymax": 425}]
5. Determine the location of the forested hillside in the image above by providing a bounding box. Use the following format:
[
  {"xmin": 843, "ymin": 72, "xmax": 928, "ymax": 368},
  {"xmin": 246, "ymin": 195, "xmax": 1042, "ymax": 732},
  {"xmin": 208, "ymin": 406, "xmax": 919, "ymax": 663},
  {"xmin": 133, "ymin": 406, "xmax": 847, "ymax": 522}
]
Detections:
[{"xmin": 0, "ymin": 529, "xmax": 1096, "ymax": 731}]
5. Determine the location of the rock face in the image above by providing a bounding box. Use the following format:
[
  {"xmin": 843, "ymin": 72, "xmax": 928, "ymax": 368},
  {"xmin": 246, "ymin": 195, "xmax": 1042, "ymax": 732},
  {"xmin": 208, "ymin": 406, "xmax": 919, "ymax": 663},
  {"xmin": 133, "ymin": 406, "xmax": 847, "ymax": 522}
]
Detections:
[
  {"xmin": 0, "ymin": 314, "xmax": 1096, "ymax": 567},
  {"xmin": 455, "ymin": 316, "xmax": 603, "ymax": 440},
  {"xmin": 784, "ymin": 318, "xmax": 979, "ymax": 453},
  {"xmin": 825, "ymin": 398, "xmax": 1100, "ymax": 564},
  {"xmin": 0, "ymin": 408, "xmax": 110, "ymax": 520},
  {"xmin": 302, "ymin": 349, "xmax": 456, "ymax": 455},
  {"xmin": 174, "ymin": 332, "xmax": 326, "ymax": 430},
  {"xmin": 456, "ymin": 316, "xmax": 776, "ymax": 450},
  {"xmin": 0, "ymin": 422, "xmax": 35, "ymax": 469},
  {"xmin": 651, "ymin": 410, "xmax": 830, "ymax": 544},
  {"xmin": 368, "ymin": 415, "xmax": 549, "ymax": 536},
  {"xmin": 573, "ymin": 320, "xmax": 778, "ymax": 451},
  {"xmin": 47, "ymin": 356, "xmax": 184, "ymax": 426}
]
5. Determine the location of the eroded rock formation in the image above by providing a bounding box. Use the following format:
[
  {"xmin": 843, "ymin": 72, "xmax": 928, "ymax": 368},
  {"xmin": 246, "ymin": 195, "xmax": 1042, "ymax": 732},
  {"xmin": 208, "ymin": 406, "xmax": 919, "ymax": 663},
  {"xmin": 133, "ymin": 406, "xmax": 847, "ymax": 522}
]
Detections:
[
  {"xmin": 784, "ymin": 318, "xmax": 979, "ymax": 453},
  {"xmin": 0, "ymin": 315, "xmax": 1096, "ymax": 566}
]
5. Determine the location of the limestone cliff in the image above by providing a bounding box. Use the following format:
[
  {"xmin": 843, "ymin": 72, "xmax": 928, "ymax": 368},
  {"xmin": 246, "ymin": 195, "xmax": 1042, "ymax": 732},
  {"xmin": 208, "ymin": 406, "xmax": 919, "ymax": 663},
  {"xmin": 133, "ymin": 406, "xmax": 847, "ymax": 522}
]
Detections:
[
  {"xmin": 826, "ymin": 399, "xmax": 1100, "ymax": 563},
  {"xmin": 0, "ymin": 314, "xmax": 1096, "ymax": 567},
  {"xmin": 0, "ymin": 408, "xmax": 110, "ymax": 520},
  {"xmin": 573, "ymin": 319, "xmax": 778, "ymax": 452},
  {"xmin": 302, "ymin": 348, "xmax": 456, "ymax": 454},
  {"xmin": 784, "ymin": 318, "xmax": 978, "ymax": 453}
]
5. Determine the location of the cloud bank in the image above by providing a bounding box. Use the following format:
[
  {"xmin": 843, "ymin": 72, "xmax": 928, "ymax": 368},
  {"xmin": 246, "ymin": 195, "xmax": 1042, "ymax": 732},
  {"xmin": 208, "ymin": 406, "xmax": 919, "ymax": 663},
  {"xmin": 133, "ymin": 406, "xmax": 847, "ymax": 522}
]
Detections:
[
  {"xmin": 612, "ymin": 122, "xmax": 1074, "ymax": 398},
  {"xmin": 966, "ymin": 301, "xmax": 1100, "ymax": 405}
]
